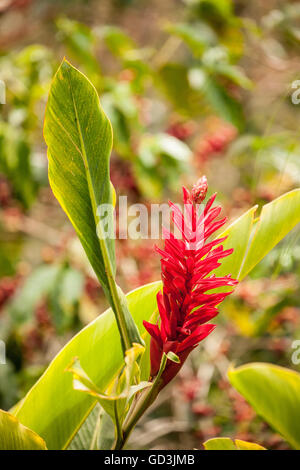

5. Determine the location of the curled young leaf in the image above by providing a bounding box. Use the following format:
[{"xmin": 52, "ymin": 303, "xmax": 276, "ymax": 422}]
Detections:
[{"xmin": 66, "ymin": 343, "xmax": 151, "ymax": 442}]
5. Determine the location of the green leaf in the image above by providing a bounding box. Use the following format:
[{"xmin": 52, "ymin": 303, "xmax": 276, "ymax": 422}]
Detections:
[
  {"xmin": 97, "ymin": 410, "xmax": 115, "ymax": 450},
  {"xmin": 239, "ymin": 189, "xmax": 300, "ymax": 279},
  {"xmin": 189, "ymin": 68, "xmax": 244, "ymax": 131},
  {"xmin": 56, "ymin": 18, "xmax": 101, "ymax": 79},
  {"xmin": 0, "ymin": 123, "xmax": 38, "ymax": 208},
  {"xmin": 204, "ymin": 437, "xmax": 236, "ymax": 450},
  {"xmin": 44, "ymin": 59, "xmax": 114, "ymax": 303},
  {"xmin": 0, "ymin": 362, "xmax": 19, "ymax": 410},
  {"xmin": 215, "ymin": 189, "xmax": 300, "ymax": 281},
  {"xmin": 49, "ymin": 266, "xmax": 84, "ymax": 333},
  {"xmin": 228, "ymin": 363, "xmax": 300, "ymax": 449},
  {"xmin": 158, "ymin": 63, "xmax": 209, "ymax": 117},
  {"xmin": 68, "ymin": 404, "xmax": 115, "ymax": 450},
  {"xmin": 167, "ymin": 22, "xmax": 217, "ymax": 57},
  {"xmin": 0, "ymin": 409, "xmax": 46, "ymax": 450},
  {"xmin": 97, "ymin": 26, "xmax": 136, "ymax": 58},
  {"xmin": 166, "ymin": 351, "xmax": 180, "ymax": 363},
  {"xmin": 214, "ymin": 206, "xmax": 257, "ymax": 279},
  {"xmin": 44, "ymin": 59, "xmax": 142, "ymax": 350},
  {"xmin": 212, "ymin": 63, "xmax": 253, "ymax": 90},
  {"xmin": 235, "ymin": 439, "xmax": 266, "ymax": 450},
  {"xmin": 204, "ymin": 437, "xmax": 265, "ymax": 450},
  {"xmin": 195, "ymin": 0, "xmax": 235, "ymax": 24},
  {"xmin": 8, "ymin": 264, "xmax": 61, "ymax": 324},
  {"xmin": 14, "ymin": 281, "xmax": 161, "ymax": 450},
  {"xmin": 138, "ymin": 133, "xmax": 192, "ymax": 167},
  {"xmin": 68, "ymin": 403, "xmax": 101, "ymax": 450}
]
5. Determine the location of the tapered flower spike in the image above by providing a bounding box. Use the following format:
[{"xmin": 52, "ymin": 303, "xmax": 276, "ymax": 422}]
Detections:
[
  {"xmin": 191, "ymin": 175, "xmax": 208, "ymax": 204},
  {"xmin": 143, "ymin": 178, "xmax": 238, "ymax": 387}
]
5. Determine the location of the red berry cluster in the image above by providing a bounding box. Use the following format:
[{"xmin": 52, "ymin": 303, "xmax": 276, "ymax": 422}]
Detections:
[
  {"xmin": 195, "ymin": 124, "xmax": 237, "ymax": 163},
  {"xmin": 0, "ymin": 0, "xmax": 32, "ymax": 12},
  {"xmin": 35, "ymin": 301, "xmax": 53, "ymax": 330},
  {"xmin": 110, "ymin": 158, "xmax": 138, "ymax": 196},
  {"xmin": 116, "ymin": 239, "xmax": 159, "ymax": 289},
  {"xmin": 0, "ymin": 277, "xmax": 18, "ymax": 309},
  {"xmin": 85, "ymin": 276, "xmax": 101, "ymax": 302},
  {"xmin": 0, "ymin": 178, "xmax": 12, "ymax": 208},
  {"xmin": 167, "ymin": 121, "xmax": 195, "ymax": 141}
]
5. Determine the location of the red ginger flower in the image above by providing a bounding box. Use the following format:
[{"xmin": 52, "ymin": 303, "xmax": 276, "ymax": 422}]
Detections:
[
  {"xmin": 191, "ymin": 175, "xmax": 208, "ymax": 204},
  {"xmin": 143, "ymin": 179, "xmax": 238, "ymax": 387}
]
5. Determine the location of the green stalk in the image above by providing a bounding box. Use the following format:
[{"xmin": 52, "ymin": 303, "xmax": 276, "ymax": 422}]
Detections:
[{"xmin": 113, "ymin": 354, "xmax": 168, "ymax": 450}]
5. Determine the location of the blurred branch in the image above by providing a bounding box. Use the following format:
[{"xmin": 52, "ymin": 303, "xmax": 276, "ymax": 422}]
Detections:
[
  {"xmin": 152, "ymin": 36, "xmax": 182, "ymax": 68},
  {"xmin": 129, "ymin": 418, "xmax": 190, "ymax": 448}
]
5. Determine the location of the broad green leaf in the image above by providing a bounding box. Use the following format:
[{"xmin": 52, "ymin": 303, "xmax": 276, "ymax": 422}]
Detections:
[
  {"xmin": 0, "ymin": 409, "xmax": 46, "ymax": 450},
  {"xmin": 214, "ymin": 206, "xmax": 257, "ymax": 279},
  {"xmin": 44, "ymin": 59, "xmax": 115, "ymax": 302},
  {"xmin": 97, "ymin": 410, "xmax": 115, "ymax": 450},
  {"xmin": 204, "ymin": 437, "xmax": 265, "ymax": 450},
  {"xmin": 228, "ymin": 363, "xmax": 300, "ymax": 449},
  {"xmin": 68, "ymin": 404, "xmax": 114, "ymax": 450},
  {"xmin": 68, "ymin": 403, "xmax": 101, "ymax": 450},
  {"xmin": 235, "ymin": 439, "xmax": 266, "ymax": 450},
  {"xmin": 215, "ymin": 189, "xmax": 300, "ymax": 282},
  {"xmin": 14, "ymin": 281, "xmax": 161, "ymax": 450},
  {"xmin": 44, "ymin": 59, "xmax": 142, "ymax": 349},
  {"xmin": 239, "ymin": 189, "xmax": 300, "ymax": 279},
  {"xmin": 204, "ymin": 437, "xmax": 236, "ymax": 450}
]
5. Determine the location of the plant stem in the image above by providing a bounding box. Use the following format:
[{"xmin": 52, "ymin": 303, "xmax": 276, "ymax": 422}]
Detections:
[{"xmin": 113, "ymin": 354, "xmax": 168, "ymax": 450}]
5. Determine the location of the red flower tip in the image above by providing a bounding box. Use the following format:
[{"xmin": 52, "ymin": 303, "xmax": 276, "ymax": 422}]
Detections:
[
  {"xmin": 191, "ymin": 175, "xmax": 208, "ymax": 204},
  {"xmin": 143, "ymin": 179, "xmax": 238, "ymax": 388}
]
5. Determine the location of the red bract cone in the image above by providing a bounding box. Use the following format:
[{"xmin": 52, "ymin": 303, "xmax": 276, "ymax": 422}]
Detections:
[
  {"xmin": 191, "ymin": 175, "xmax": 208, "ymax": 204},
  {"xmin": 143, "ymin": 178, "xmax": 238, "ymax": 387}
]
